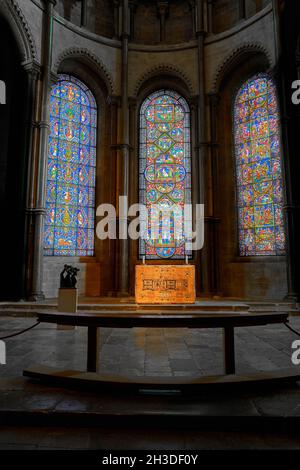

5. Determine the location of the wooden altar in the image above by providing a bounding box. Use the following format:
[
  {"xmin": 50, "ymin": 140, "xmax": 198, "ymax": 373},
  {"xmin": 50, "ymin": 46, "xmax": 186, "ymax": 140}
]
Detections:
[{"xmin": 135, "ymin": 265, "xmax": 196, "ymax": 304}]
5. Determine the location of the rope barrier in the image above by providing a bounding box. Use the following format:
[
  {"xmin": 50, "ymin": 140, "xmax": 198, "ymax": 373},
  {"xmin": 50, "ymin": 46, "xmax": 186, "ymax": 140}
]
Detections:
[
  {"xmin": 284, "ymin": 321, "xmax": 300, "ymax": 338},
  {"xmin": 0, "ymin": 321, "xmax": 40, "ymax": 340}
]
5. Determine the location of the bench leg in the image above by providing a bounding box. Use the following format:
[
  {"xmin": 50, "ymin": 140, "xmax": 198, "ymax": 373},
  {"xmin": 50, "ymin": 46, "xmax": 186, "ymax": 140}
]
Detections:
[
  {"xmin": 223, "ymin": 326, "xmax": 235, "ymax": 375},
  {"xmin": 87, "ymin": 326, "xmax": 99, "ymax": 373}
]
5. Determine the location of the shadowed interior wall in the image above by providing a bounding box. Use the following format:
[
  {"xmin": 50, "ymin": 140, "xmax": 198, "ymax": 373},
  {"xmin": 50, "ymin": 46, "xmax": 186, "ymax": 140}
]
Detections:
[
  {"xmin": 55, "ymin": 0, "xmax": 82, "ymax": 26},
  {"xmin": 55, "ymin": 0, "xmax": 115, "ymax": 37},
  {"xmin": 212, "ymin": 0, "xmax": 271, "ymax": 34},
  {"xmin": 0, "ymin": 17, "xmax": 28, "ymax": 300}
]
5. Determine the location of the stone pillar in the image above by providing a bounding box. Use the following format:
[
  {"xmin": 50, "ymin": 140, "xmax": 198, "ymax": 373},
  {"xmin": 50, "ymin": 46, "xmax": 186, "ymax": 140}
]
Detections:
[
  {"xmin": 207, "ymin": 92, "xmax": 221, "ymax": 294},
  {"xmin": 81, "ymin": 0, "xmax": 87, "ymax": 27},
  {"xmin": 128, "ymin": 97, "xmax": 138, "ymax": 295},
  {"xmin": 190, "ymin": 96, "xmax": 202, "ymax": 293},
  {"xmin": 108, "ymin": 95, "xmax": 120, "ymax": 295},
  {"xmin": 22, "ymin": 61, "xmax": 41, "ymax": 297},
  {"xmin": 276, "ymin": 0, "xmax": 300, "ymax": 301},
  {"xmin": 30, "ymin": 0, "xmax": 56, "ymax": 300},
  {"xmin": 272, "ymin": 0, "xmax": 281, "ymax": 62},
  {"xmin": 195, "ymin": 0, "xmax": 205, "ymax": 205},
  {"xmin": 157, "ymin": 1, "xmax": 169, "ymax": 43},
  {"xmin": 114, "ymin": 0, "xmax": 120, "ymax": 39},
  {"xmin": 116, "ymin": 0, "xmax": 130, "ymax": 296},
  {"xmin": 129, "ymin": 0, "xmax": 137, "ymax": 40},
  {"xmin": 188, "ymin": 0, "xmax": 196, "ymax": 37},
  {"xmin": 195, "ymin": 0, "xmax": 209, "ymax": 294},
  {"xmin": 207, "ymin": 0, "xmax": 213, "ymax": 34},
  {"xmin": 238, "ymin": 0, "xmax": 246, "ymax": 20}
]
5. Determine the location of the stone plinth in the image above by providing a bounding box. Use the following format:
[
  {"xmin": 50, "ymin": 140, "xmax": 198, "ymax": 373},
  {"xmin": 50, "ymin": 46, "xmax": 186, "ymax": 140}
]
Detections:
[{"xmin": 57, "ymin": 288, "xmax": 78, "ymax": 330}]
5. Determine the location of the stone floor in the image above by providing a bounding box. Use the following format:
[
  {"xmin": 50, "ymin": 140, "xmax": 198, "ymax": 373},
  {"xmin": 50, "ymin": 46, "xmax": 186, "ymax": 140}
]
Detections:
[
  {"xmin": 0, "ymin": 315, "xmax": 299, "ymax": 377},
  {"xmin": 1, "ymin": 426, "xmax": 300, "ymax": 450},
  {"xmin": 1, "ymin": 315, "xmax": 300, "ymax": 449}
]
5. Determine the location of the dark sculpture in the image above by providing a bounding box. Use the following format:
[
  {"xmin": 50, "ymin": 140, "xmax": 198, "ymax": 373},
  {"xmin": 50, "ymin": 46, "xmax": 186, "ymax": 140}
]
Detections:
[{"xmin": 60, "ymin": 265, "xmax": 80, "ymax": 288}]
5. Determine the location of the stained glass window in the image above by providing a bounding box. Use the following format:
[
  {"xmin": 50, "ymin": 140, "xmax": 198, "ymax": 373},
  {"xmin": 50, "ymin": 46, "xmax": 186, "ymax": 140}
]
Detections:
[
  {"xmin": 44, "ymin": 75, "xmax": 97, "ymax": 256},
  {"xmin": 139, "ymin": 90, "xmax": 191, "ymax": 259},
  {"xmin": 234, "ymin": 74, "xmax": 286, "ymax": 256}
]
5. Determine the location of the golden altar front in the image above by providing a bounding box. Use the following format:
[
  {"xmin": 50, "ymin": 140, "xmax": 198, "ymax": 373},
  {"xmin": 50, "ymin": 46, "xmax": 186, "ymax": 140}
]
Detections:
[{"xmin": 135, "ymin": 265, "xmax": 196, "ymax": 304}]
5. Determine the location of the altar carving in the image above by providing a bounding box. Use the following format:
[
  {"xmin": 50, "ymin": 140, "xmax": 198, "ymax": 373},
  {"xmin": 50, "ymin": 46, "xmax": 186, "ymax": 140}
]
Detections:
[{"xmin": 135, "ymin": 265, "xmax": 195, "ymax": 304}]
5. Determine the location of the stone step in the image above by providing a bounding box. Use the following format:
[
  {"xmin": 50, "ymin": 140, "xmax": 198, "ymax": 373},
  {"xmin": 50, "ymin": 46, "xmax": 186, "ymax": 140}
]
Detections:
[{"xmin": 0, "ymin": 300, "xmax": 298, "ymax": 317}]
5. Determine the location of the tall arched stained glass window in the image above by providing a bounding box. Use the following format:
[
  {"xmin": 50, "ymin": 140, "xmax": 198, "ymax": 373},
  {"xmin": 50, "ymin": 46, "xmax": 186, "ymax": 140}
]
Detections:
[
  {"xmin": 234, "ymin": 74, "xmax": 285, "ymax": 256},
  {"xmin": 139, "ymin": 90, "xmax": 191, "ymax": 259},
  {"xmin": 44, "ymin": 75, "xmax": 97, "ymax": 256}
]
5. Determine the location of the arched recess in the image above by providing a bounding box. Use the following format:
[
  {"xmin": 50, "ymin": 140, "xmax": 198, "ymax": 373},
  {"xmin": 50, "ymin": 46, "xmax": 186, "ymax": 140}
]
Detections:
[
  {"xmin": 214, "ymin": 48, "xmax": 288, "ymax": 300},
  {"xmin": 233, "ymin": 74, "xmax": 285, "ymax": 257},
  {"xmin": 0, "ymin": 14, "xmax": 31, "ymax": 299},
  {"xmin": 128, "ymin": 73, "xmax": 199, "ymax": 294},
  {"xmin": 0, "ymin": 0, "xmax": 37, "ymax": 64},
  {"xmin": 45, "ymin": 74, "xmax": 98, "ymax": 257},
  {"xmin": 139, "ymin": 89, "xmax": 192, "ymax": 260},
  {"xmin": 42, "ymin": 54, "xmax": 114, "ymax": 298},
  {"xmin": 53, "ymin": 48, "xmax": 114, "ymax": 96}
]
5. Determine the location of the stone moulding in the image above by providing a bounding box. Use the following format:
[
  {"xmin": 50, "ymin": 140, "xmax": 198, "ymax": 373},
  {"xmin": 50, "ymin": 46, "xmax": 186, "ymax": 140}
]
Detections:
[
  {"xmin": 1, "ymin": 0, "xmax": 37, "ymax": 63},
  {"xmin": 132, "ymin": 63, "xmax": 195, "ymax": 98},
  {"xmin": 211, "ymin": 42, "xmax": 272, "ymax": 93},
  {"xmin": 53, "ymin": 47, "xmax": 115, "ymax": 95}
]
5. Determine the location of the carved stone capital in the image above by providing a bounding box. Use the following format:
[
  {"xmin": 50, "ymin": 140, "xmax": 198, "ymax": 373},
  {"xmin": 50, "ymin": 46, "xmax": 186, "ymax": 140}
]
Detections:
[{"xmin": 22, "ymin": 60, "xmax": 41, "ymax": 80}]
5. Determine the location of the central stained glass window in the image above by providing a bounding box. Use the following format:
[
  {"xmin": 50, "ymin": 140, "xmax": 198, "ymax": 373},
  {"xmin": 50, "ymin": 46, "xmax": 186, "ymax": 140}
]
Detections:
[
  {"xmin": 234, "ymin": 74, "xmax": 286, "ymax": 256},
  {"xmin": 44, "ymin": 75, "xmax": 97, "ymax": 256},
  {"xmin": 139, "ymin": 90, "xmax": 191, "ymax": 259}
]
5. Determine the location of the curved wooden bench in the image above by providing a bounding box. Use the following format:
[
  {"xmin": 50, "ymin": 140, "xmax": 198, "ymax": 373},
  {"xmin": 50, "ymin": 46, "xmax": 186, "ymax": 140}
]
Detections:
[{"xmin": 23, "ymin": 310, "xmax": 300, "ymax": 389}]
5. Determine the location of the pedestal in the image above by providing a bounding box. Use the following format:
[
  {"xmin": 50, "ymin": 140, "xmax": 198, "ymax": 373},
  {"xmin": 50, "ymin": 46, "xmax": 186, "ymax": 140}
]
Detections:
[
  {"xmin": 57, "ymin": 288, "xmax": 78, "ymax": 330},
  {"xmin": 135, "ymin": 265, "xmax": 196, "ymax": 304}
]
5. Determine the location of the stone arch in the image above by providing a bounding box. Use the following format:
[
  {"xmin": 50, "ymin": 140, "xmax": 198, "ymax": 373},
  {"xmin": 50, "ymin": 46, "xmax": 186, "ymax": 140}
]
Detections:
[
  {"xmin": 0, "ymin": 0, "xmax": 37, "ymax": 63},
  {"xmin": 53, "ymin": 47, "xmax": 114, "ymax": 96},
  {"xmin": 211, "ymin": 42, "xmax": 272, "ymax": 93},
  {"xmin": 133, "ymin": 63, "xmax": 195, "ymax": 98}
]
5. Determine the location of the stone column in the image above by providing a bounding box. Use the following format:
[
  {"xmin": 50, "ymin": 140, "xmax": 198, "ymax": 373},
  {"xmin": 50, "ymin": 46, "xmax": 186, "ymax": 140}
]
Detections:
[
  {"xmin": 207, "ymin": 0, "xmax": 213, "ymax": 34},
  {"xmin": 279, "ymin": 78, "xmax": 300, "ymax": 301},
  {"xmin": 207, "ymin": 92, "xmax": 221, "ymax": 294},
  {"xmin": 81, "ymin": 0, "xmax": 87, "ymax": 27},
  {"xmin": 129, "ymin": 0, "xmax": 137, "ymax": 40},
  {"xmin": 157, "ymin": 1, "xmax": 169, "ymax": 43},
  {"xmin": 195, "ymin": 0, "xmax": 209, "ymax": 293},
  {"xmin": 114, "ymin": 0, "xmax": 120, "ymax": 39},
  {"xmin": 188, "ymin": 0, "xmax": 196, "ymax": 37},
  {"xmin": 22, "ymin": 61, "xmax": 41, "ymax": 296},
  {"xmin": 116, "ymin": 0, "xmax": 130, "ymax": 296},
  {"xmin": 190, "ymin": 96, "xmax": 202, "ymax": 293},
  {"xmin": 238, "ymin": 0, "xmax": 246, "ymax": 20},
  {"xmin": 276, "ymin": 0, "xmax": 300, "ymax": 301},
  {"xmin": 30, "ymin": 0, "xmax": 56, "ymax": 300},
  {"xmin": 272, "ymin": 0, "xmax": 281, "ymax": 62},
  {"xmin": 107, "ymin": 95, "xmax": 120, "ymax": 295},
  {"xmin": 195, "ymin": 0, "xmax": 205, "ymax": 206}
]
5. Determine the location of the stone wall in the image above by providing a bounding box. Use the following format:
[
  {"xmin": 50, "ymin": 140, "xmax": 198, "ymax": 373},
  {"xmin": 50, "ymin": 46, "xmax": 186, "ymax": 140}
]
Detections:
[
  {"xmin": 212, "ymin": 0, "xmax": 271, "ymax": 34},
  {"xmin": 5, "ymin": 0, "xmax": 288, "ymax": 300},
  {"xmin": 55, "ymin": 0, "xmax": 115, "ymax": 37},
  {"xmin": 55, "ymin": 0, "xmax": 81, "ymax": 27},
  {"xmin": 43, "ymin": 258, "xmax": 101, "ymax": 298}
]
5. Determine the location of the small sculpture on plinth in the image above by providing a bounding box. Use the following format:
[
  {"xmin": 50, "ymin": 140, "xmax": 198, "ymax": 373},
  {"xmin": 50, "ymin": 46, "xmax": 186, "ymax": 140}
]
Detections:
[{"xmin": 60, "ymin": 265, "xmax": 80, "ymax": 289}]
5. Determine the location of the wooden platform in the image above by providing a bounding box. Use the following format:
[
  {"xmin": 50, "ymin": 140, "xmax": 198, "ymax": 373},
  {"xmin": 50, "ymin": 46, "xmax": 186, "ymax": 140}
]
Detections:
[
  {"xmin": 23, "ymin": 364, "xmax": 300, "ymax": 391},
  {"xmin": 34, "ymin": 309, "xmax": 288, "ymax": 328}
]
